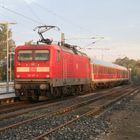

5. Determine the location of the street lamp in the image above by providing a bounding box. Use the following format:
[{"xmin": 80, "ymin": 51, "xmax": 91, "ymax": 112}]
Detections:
[{"xmin": 0, "ymin": 22, "xmax": 16, "ymax": 93}]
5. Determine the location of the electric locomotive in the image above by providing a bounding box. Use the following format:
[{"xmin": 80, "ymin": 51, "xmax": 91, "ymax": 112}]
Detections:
[{"xmin": 14, "ymin": 26, "xmax": 91, "ymax": 100}]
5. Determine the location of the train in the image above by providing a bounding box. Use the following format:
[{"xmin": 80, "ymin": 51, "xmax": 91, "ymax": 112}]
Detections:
[
  {"xmin": 14, "ymin": 25, "xmax": 130, "ymax": 101},
  {"xmin": 14, "ymin": 43, "xmax": 129, "ymax": 101}
]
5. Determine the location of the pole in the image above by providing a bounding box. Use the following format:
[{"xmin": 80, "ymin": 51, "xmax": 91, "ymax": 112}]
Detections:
[
  {"xmin": 61, "ymin": 32, "xmax": 65, "ymax": 45},
  {"xmin": 10, "ymin": 52, "xmax": 12, "ymax": 82},
  {"xmin": 6, "ymin": 23, "xmax": 9, "ymax": 93}
]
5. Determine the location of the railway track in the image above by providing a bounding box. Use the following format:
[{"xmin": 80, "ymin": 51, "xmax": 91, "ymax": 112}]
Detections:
[
  {"xmin": 0, "ymin": 101, "xmax": 27, "ymax": 112},
  {"xmin": 0, "ymin": 85, "xmax": 126, "ymax": 119},
  {"xmin": 32, "ymin": 87, "xmax": 139, "ymax": 140},
  {"xmin": 0, "ymin": 85, "xmax": 138, "ymax": 140}
]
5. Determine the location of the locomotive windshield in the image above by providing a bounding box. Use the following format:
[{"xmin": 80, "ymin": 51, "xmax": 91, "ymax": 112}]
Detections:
[
  {"xmin": 34, "ymin": 50, "xmax": 49, "ymax": 60},
  {"xmin": 18, "ymin": 50, "xmax": 32, "ymax": 61},
  {"xmin": 18, "ymin": 50, "xmax": 50, "ymax": 61}
]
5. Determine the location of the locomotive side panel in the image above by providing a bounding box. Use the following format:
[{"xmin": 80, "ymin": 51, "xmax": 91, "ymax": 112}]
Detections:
[{"xmin": 57, "ymin": 49, "xmax": 91, "ymax": 86}]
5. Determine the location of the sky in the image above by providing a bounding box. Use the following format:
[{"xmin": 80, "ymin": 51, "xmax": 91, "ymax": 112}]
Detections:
[{"xmin": 0, "ymin": 0, "xmax": 140, "ymax": 62}]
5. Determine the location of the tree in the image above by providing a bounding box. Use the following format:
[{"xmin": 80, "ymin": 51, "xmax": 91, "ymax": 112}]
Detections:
[
  {"xmin": 0, "ymin": 24, "xmax": 16, "ymax": 81},
  {"xmin": 114, "ymin": 57, "xmax": 140, "ymax": 83}
]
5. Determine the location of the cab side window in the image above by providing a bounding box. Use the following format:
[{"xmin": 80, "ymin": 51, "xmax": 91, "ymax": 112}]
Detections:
[{"xmin": 56, "ymin": 50, "xmax": 60, "ymax": 61}]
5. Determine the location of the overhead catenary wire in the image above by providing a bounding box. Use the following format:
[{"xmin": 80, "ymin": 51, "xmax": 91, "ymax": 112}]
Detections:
[
  {"xmin": 0, "ymin": 5, "xmax": 42, "ymax": 25},
  {"xmin": 23, "ymin": 0, "xmax": 43, "ymax": 24},
  {"xmin": 0, "ymin": 12, "xmax": 33, "ymax": 31},
  {"xmin": 0, "ymin": 1, "xmax": 87, "ymax": 34},
  {"xmin": 0, "ymin": 4, "xmax": 62, "ymax": 35},
  {"xmin": 0, "ymin": 1, "xmax": 103, "ymax": 45},
  {"xmin": 0, "ymin": 2, "xmax": 98, "ymax": 37},
  {"xmin": 0, "ymin": 2, "xmax": 83, "ymax": 32},
  {"xmin": 32, "ymin": 1, "xmax": 94, "ymax": 34}
]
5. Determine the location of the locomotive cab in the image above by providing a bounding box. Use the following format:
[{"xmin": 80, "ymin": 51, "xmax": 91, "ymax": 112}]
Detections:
[{"xmin": 14, "ymin": 44, "xmax": 55, "ymax": 100}]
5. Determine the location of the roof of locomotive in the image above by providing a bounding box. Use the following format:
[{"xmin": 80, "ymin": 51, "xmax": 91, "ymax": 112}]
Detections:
[
  {"xmin": 91, "ymin": 58, "xmax": 128, "ymax": 71},
  {"xmin": 15, "ymin": 44, "xmax": 61, "ymax": 50},
  {"xmin": 15, "ymin": 43, "xmax": 88, "ymax": 57}
]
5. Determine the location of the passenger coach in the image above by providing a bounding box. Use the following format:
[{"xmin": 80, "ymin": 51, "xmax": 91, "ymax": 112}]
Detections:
[{"xmin": 90, "ymin": 59, "xmax": 129, "ymax": 89}]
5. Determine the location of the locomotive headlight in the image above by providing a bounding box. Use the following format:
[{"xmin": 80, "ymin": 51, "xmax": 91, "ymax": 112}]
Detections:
[
  {"xmin": 46, "ymin": 74, "xmax": 50, "ymax": 78},
  {"xmin": 15, "ymin": 84, "xmax": 21, "ymax": 89},
  {"xmin": 40, "ymin": 84, "xmax": 49, "ymax": 90},
  {"xmin": 17, "ymin": 75, "xmax": 20, "ymax": 78}
]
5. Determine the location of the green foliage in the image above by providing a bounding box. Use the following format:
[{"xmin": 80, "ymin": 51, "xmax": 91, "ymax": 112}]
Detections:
[
  {"xmin": 114, "ymin": 57, "xmax": 140, "ymax": 82},
  {"xmin": 134, "ymin": 68, "xmax": 140, "ymax": 80},
  {"xmin": 0, "ymin": 24, "xmax": 16, "ymax": 82}
]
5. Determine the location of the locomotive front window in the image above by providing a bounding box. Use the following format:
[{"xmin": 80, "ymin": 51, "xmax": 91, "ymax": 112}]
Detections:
[
  {"xmin": 18, "ymin": 50, "xmax": 32, "ymax": 61},
  {"xmin": 34, "ymin": 50, "xmax": 50, "ymax": 60}
]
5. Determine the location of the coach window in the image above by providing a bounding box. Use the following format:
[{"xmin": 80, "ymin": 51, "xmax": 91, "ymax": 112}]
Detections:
[
  {"xmin": 99, "ymin": 66, "xmax": 101, "ymax": 74},
  {"xmin": 94, "ymin": 65, "xmax": 96, "ymax": 73},
  {"xmin": 100, "ymin": 66, "xmax": 103, "ymax": 74},
  {"xmin": 92, "ymin": 65, "xmax": 94, "ymax": 73},
  {"xmin": 103, "ymin": 67, "xmax": 105, "ymax": 74},
  {"xmin": 94, "ymin": 65, "xmax": 97, "ymax": 74},
  {"xmin": 98, "ymin": 66, "xmax": 100, "ymax": 73},
  {"xmin": 123, "ymin": 71, "xmax": 125, "ymax": 77},
  {"xmin": 56, "ymin": 50, "xmax": 60, "ymax": 61}
]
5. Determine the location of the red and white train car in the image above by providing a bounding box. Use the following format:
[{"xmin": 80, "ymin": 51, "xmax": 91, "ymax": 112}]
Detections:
[{"xmin": 90, "ymin": 59, "xmax": 129, "ymax": 89}]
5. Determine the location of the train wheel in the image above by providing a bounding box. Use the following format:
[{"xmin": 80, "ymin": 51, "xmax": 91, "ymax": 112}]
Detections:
[
  {"xmin": 19, "ymin": 96, "xmax": 28, "ymax": 101},
  {"xmin": 31, "ymin": 96, "xmax": 39, "ymax": 102},
  {"xmin": 74, "ymin": 85, "xmax": 80, "ymax": 95},
  {"xmin": 71, "ymin": 86, "xmax": 76, "ymax": 96},
  {"xmin": 53, "ymin": 87, "xmax": 61, "ymax": 98},
  {"xmin": 83, "ymin": 84, "xmax": 90, "ymax": 93},
  {"xmin": 62, "ymin": 86, "xmax": 68, "ymax": 97},
  {"xmin": 67, "ymin": 86, "xmax": 71, "ymax": 95}
]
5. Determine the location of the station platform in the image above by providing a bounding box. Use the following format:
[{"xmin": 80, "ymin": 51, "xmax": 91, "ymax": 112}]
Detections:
[
  {"xmin": 0, "ymin": 82, "xmax": 15, "ymax": 100},
  {"xmin": 0, "ymin": 93, "xmax": 16, "ymax": 99}
]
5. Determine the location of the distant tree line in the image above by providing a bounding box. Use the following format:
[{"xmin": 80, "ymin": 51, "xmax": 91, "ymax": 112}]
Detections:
[
  {"xmin": 0, "ymin": 24, "xmax": 16, "ymax": 81},
  {"xmin": 114, "ymin": 57, "xmax": 140, "ymax": 83}
]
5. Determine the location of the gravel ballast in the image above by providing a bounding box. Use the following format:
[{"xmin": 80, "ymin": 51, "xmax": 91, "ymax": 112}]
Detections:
[{"xmin": 0, "ymin": 87, "xmax": 139, "ymax": 140}]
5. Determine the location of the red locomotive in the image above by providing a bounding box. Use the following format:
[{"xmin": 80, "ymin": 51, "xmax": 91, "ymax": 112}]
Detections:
[
  {"xmin": 14, "ymin": 25, "xmax": 129, "ymax": 100},
  {"xmin": 14, "ymin": 43, "xmax": 91, "ymax": 100}
]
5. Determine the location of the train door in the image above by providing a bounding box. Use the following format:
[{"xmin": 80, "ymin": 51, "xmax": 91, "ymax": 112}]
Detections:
[
  {"xmin": 52, "ymin": 50, "xmax": 63, "ymax": 87},
  {"xmin": 91, "ymin": 64, "xmax": 94, "ymax": 81},
  {"xmin": 55, "ymin": 50, "xmax": 61, "ymax": 77},
  {"xmin": 62, "ymin": 58, "xmax": 67, "ymax": 85}
]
